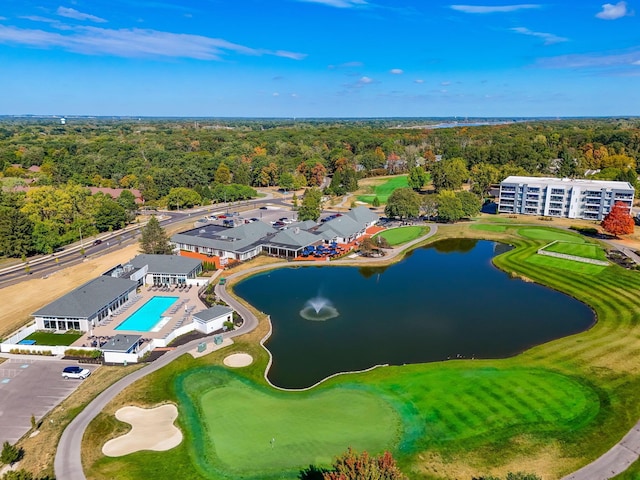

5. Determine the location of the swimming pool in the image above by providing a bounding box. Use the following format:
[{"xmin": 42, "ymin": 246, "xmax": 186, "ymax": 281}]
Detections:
[{"xmin": 115, "ymin": 296, "xmax": 179, "ymax": 332}]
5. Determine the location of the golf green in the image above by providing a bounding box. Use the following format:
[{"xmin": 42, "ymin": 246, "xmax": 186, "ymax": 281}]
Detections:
[
  {"xmin": 374, "ymin": 226, "xmax": 428, "ymax": 246},
  {"xmin": 171, "ymin": 364, "xmax": 598, "ymax": 479},
  {"xmin": 544, "ymin": 242, "xmax": 607, "ymax": 261},
  {"xmin": 177, "ymin": 369, "xmax": 400, "ymax": 477}
]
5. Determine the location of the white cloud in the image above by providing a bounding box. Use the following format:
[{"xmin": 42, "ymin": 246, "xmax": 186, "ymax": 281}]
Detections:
[
  {"xmin": 441, "ymin": 81, "xmax": 451, "ymax": 86},
  {"xmin": 538, "ymin": 48, "xmax": 640, "ymax": 69},
  {"xmin": 414, "ymin": 79, "xmax": 424, "ymax": 83},
  {"xmin": 511, "ymin": 27, "xmax": 568, "ymax": 45},
  {"xmin": 57, "ymin": 7, "xmax": 107, "ymax": 23},
  {"xmin": 389, "ymin": 68, "xmax": 403, "ymax": 74},
  {"xmin": 20, "ymin": 15, "xmax": 58, "ymax": 23},
  {"xmin": 0, "ymin": 25, "xmax": 307, "ymax": 61},
  {"xmin": 328, "ymin": 61, "xmax": 363, "ymax": 69},
  {"xmin": 0, "ymin": 17, "xmax": 8, "ymax": 21},
  {"xmin": 297, "ymin": 0, "xmax": 367, "ymax": 7},
  {"xmin": 595, "ymin": 1, "xmax": 629, "ymax": 19},
  {"xmin": 450, "ymin": 4, "xmax": 540, "ymax": 13},
  {"xmin": 359, "ymin": 76, "xmax": 373, "ymax": 84},
  {"xmin": 272, "ymin": 92, "xmax": 280, "ymax": 96}
]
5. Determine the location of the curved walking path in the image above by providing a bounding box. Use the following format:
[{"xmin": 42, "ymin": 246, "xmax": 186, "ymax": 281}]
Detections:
[{"xmin": 55, "ymin": 221, "xmax": 640, "ymax": 479}]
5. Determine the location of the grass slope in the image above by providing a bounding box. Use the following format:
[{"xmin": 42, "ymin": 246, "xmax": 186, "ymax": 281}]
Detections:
[
  {"xmin": 518, "ymin": 227, "xmax": 586, "ymax": 243},
  {"xmin": 544, "ymin": 241, "xmax": 607, "ymax": 261},
  {"xmin": 374, "ymin": 226, "xmax": 429, "ymax": 246},
  {"xmin": 84, "ymin": 226, "xmax": 640, "ymax": 480},
  {"xmin": 357, "ymin": 175, "xmax": 409, "ymax": 204}
]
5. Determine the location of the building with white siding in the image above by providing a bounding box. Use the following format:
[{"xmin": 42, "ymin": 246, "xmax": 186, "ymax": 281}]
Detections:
[{"xmin": 498, "ymin": 176, "xmax": 634, "ymax": 220}]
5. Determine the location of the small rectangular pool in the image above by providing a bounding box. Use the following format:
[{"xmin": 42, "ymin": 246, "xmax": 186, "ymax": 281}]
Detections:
[{"xmin": 115, "ymin": 296, "xmax": 179, "ymax": 332}]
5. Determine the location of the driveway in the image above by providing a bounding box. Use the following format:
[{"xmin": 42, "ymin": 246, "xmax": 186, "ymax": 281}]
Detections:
[{"xmin": 0, "ymin": 356, "xmax": 98, "ymax": 445}]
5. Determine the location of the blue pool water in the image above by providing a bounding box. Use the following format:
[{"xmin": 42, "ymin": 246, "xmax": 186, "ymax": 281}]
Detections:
[{"xmin": 115, "ymin": 296, "xmax": 179, "ymax": 332}]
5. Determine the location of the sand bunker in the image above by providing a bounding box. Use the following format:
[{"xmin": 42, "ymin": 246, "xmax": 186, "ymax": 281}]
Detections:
[
  {"xmin": 102, "ymin": 404, "xmax": 182, "ymax": 457},
  {"xmin": 223, "ymin": 353, "xmax": 253, "ymax": 367}
]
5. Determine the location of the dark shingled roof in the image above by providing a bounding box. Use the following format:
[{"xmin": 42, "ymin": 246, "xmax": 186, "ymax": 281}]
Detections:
[
  {"xmin": 32, "ymin": 276, "xmax": 137, "ymax": 318},
  {"xmin": 193, "ymin": 305, "xmax": 234, "ymax": 322},
  {"xmin": 129, "ymin": 254, "xmax": 202, "ymax": 275}
]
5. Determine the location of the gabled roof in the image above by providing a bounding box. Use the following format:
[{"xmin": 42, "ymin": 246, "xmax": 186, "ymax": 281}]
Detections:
[
  {"xmin": 289, "ymin": 219, "xmax": 317, "ymax": 230},
  {"xmin": 193, "ymin": 305, "xmax": 234, "ymax": 322},
  {"xmin": 129, "ymin": 254, "xmax": 201, "ymax": 275},
  {"xmin": 171, "ymin": 221, "xmax": 277, "ymax": 253},
  {"xmin": 267, "ymin": 228, "xmax": 321, "ymax": 248},
  {"xmin": 345, "ymin": 206, "xmax": 378, "ymax": 225},
  {"xmin": 317, "ymin": 215, "xmax": 362, "ymax": 238},
  {"xmin": 33, "ymin": 276, "xmax": 137, "ymax": 318}
]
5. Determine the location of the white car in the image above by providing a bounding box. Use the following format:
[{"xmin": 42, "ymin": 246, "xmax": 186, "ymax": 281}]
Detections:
[{"xmin": 62, "ymin": 366, "xmax": 91, "ymax": 379}]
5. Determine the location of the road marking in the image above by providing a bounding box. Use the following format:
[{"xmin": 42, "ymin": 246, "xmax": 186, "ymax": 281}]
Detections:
[
  {"xmin": 1, "ymin": 379, "xmax": 10, "ymax": 384},
  {"xmin": 20, "ymin": 364, "xmax": 30, "ymax": 369}
]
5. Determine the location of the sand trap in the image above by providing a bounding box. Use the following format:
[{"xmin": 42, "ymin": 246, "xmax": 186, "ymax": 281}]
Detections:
[
  {"xmin": 102, "ymin": 404, "xmax": 182, "ymax": 457},
  {"xmin": 223, "ymin": 352, "xmax": 253, "ymax": 367}
]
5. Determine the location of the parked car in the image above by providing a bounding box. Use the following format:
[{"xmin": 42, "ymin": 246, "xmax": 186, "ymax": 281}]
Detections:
[
  {"xmin": 93, "ymin": 239, "xmax": 102, "ymax": 246},
  {"xmin": 259, "ymin": 206, "xmax": 268, "ymax": 210},
  {"xmin": 62, "ymin": 366, "xmax": 91, "ymax": 379}
]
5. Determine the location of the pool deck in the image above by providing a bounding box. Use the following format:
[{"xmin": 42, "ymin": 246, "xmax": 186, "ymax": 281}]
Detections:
[{"xmin": 72, "ymin": 284, "xmax": 208, "ymax": 349}]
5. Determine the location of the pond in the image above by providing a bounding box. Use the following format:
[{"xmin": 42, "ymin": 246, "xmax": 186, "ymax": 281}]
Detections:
[{"xmin": 234, "ymin": 239, "xmax": 595, "ymax": 389}]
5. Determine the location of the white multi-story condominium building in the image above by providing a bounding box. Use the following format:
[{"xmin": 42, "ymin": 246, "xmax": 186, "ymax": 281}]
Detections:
[{"xmin": 498, "ymin": 176, "xmax": 635, "ymax": 220}]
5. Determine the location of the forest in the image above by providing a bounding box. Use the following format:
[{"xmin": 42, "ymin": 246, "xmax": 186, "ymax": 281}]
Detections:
[{"xmin": 0, "ymin": 117, "xmax": 639, "ymax": 257}]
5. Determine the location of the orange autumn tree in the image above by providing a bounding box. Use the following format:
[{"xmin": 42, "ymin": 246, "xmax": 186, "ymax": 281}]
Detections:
[
  {"xmin": 601, "ymin": 201, "xmax": 634, "ymax": 237},
  {"xmin": 322, "ymin": 448, "xmax": 407, "ymax": 480}
]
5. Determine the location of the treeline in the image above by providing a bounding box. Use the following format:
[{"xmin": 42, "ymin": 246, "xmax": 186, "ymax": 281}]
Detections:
[{"xmin": 1, "ymin": 118, "xmax": 639, "ymax": 257}]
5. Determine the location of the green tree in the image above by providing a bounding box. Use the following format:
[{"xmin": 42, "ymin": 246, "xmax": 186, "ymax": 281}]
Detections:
[
  {"xmin": 431, "ymin": 157, "xmax": 469, "ymax": 191},
  {"xmin": 372, "ymin": 196, "xmax": 380, "ymax": 207},
  {"xmin": 470, "ymin": 163, "xmax": 500, "ymax": 196},
  {"xmin": 165, "ymin": 187, "xmax": 201, "ymax": 210},
  {"xmin": 437, "ymin": 190, "xmax": 464, "ymax": 222},
  {"xmin": 407, "ymin": 166, "xmax": 429, "ymax": 190},
  {"xmin": 420, "ymin": 194, "xmax": 438, "ymax": 220},
  {"xmin": 0, "ymin": 206, "xmax": 34, "ymax": 257},
  {"xmin": 214, "ymin": 162, "xmax": 232, "ymax": 184},
  {"xmin": 456, "ymin": 191, "xmax": 482, "ymax": 218},
  {"xmin": 279, "ymin": 172, "xmax": 295, "ymax": 191},
  {"xmin": 0, "ymin": 441, "xmax": 22, "ymax": 465},
  {"xmin": 139, "ymin": 216, "xmax": 173, "ymax": 254},
  {"xmin": 94, "ymin": 195, "xmax": 128, "ymax": 232},
  {"xmin": 384, "ymin": 187, "xmax": 420, "ymax": 219},
  {"xmin": 117, "ymin": 189, "xmax": 138, "ymax": 215},
  {"xmin": 298, "ymin": 187, "xmax": 322, "ymax": 221}
]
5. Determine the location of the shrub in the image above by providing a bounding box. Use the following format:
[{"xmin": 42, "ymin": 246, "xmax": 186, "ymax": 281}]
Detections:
[
  {"xmin": 64, "ymin": 348, "xmax": 102, "ymax": 359},
  {"xmin": 0, "ymin": 441, "xmax": 22, "ymax": 465}
]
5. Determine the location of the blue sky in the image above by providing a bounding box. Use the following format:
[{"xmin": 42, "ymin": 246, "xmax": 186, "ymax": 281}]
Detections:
[{"xmin": 0, "ymin": 0, "xmax": 638, "ymax": 117}]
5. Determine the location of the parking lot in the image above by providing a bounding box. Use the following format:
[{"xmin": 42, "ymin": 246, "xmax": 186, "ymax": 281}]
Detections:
[
  {"xmin": 205, "ymin": 204, "xmax": 299, "ymax": 229},
  {"xmin": 0, "ymin": 357, "xmax": 98, "ymax": 445}
]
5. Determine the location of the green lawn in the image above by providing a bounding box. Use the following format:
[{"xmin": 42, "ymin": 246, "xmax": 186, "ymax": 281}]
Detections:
[
  {"xmin": 544, "ymin": 241, "xmax": 608, "ymax": 261},
  {"xmin": 357, "ymin": 175, "xmax": 410, "ymax": 204},
  {"xmin": 374, "ymin": 226, "xmax": 428, "ymax": 246},
  {"xmin": 179, "ymin": 371, "xmax": 399, "ymax": 477},
  {"xmin": 85, "ymin": 225, "xmax": 640, "ymax": 480},
  {"xmin": 470, "ymin": 224, "xmax": 508, "ymax": 233},
  {"xmin": 24, "ymin": 331, "xmax": 83, "ymax": 346},
  {"xmin": 518, "ymin": 227, "xmax": 586, "ymax": 243},
  {"xmin": 526, "ymin": 253, "xmax": 608, "ymax": 275}
]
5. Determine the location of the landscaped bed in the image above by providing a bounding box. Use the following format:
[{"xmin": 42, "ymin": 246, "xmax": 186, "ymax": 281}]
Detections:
[{"xmin": 82, "ymin": 225, "xmax": 640, "ymax": 480}]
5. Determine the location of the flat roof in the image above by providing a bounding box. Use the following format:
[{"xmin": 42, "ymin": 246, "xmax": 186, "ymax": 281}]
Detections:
[{"xmin": 502, "ymin": 176, "xmax": 634, "ymax": 190}]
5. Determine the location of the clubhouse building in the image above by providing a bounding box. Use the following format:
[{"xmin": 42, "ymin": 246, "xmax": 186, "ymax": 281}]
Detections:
[
  {"xmin": 32, "ymin": 254, "xmax": 203, "ymax": 332},
  {"xmin": 498, "ymin": 176, "xmax": 635, "ymax": 220},
  {"xmin": 172, "ymin": 206, "xmax": 379, "ymax": 264}
]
